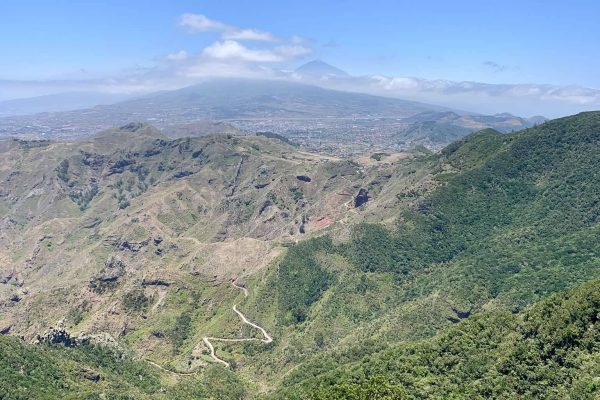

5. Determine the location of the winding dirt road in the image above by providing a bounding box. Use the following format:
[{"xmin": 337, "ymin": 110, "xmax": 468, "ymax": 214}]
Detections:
[
  {"xmin": 231, "ymin": 280, "xmax": 249, "ymax": 297},
  {"xmin": 202, "ymin": 280, "xmax": 272, "ymax": 367},
  {"xmin": 145, "ymin": 359, "xmax": 198, "ymax": 376},
  {"xmin": 232, "ymin": 305, "xmax": 273, "ymax": 343},
  {"xmin": 145, "ymin": 279, "xmax": 272, "ymax": 373}
]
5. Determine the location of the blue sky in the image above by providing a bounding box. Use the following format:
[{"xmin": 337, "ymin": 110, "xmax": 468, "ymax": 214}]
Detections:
[
  {"xmin": 1, "ymin": 0, "xmax": 600, "ymax": 116},
  {"xmin": 2, "ymin": 0, "xmax": 599, "ymax": 85}
]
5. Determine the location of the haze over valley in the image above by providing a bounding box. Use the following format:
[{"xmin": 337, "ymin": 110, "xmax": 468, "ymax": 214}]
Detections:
[{"xmin": 0, "ymin": 74, "xmax": 546, "ymax": 155}]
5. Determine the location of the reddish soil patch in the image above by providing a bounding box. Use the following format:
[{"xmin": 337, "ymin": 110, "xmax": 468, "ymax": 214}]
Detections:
[{"xmin": 312, "ymin": 216, "xmax": 334, "ymax": 230}]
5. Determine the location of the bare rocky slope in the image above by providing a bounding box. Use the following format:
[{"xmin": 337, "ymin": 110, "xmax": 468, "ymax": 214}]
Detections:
[{"xmin": 0, "ymin": 122, "xmax": 434, "ymax": 377}]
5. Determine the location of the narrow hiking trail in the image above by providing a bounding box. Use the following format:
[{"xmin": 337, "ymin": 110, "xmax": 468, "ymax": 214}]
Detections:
[{"xmin": 202, "ymin": 280, "xmax": 273, "ymax": 368}]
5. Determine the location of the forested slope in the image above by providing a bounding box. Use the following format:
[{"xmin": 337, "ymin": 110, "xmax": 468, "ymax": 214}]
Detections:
[
  {"xmin": 273, "ymin": 279, "xmax": 600, "ymax": 399},
  {"xmin": 250, "ymin": 112, "xmax": 600, "ymax": 391}
]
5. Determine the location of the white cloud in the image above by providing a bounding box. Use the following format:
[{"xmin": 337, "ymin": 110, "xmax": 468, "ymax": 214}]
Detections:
[
  {"xmin": 201, "ymin": 40, "xmax": 311, "ymax": 63},
  {"xmin": 179, "ymin": 13, "xmax": 277, "ymax": 42},
  {"xmin": 3, "ymin": 67, "xmax": 600, "ymax": 118},
  {"xmin": 202, "ymin": 40, "xmax": 281, "ymax": 62},
  {"xmin": 542, "ymin": 86, "xmax": 599, "ymax": 105},
  {"xmin": 180, "ymin": 61, "xmax": 280, "ymax": 79},
  {"xmin": 174, "ymin": 13, "xmax": 310, "ymax": 72},
  {"xmin": 179, "ymin": 13, "xmax": 229, "ymax": 32},
  {"xmin": 313, "ymin": 73, "xmax": 600, "ymax": 117},
  {"xmin": 222, "ymin": 28, "xmax": 277, "ymax": 42},
  {"xmin": 370, "ymin": 75, "xmax": 420, "ymax": 90},
  {"xmin": 166, "ymin": 50, "xmax": 188, "ymax": 61}
]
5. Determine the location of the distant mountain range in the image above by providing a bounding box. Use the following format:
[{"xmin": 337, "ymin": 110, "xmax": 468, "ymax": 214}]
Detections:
[
  {"xmin": 0, "ymin": 92, "xmax": 131, "ymax": 117},
  {"xmin": 0, "ymin": 77, "xmax": 545, "ymax": 151},
  {"xmin": 114, "ymin": 78, "xmax": 449, "ymax": 120},
  {"xmin": 396, "ymin": 110, "xmax": 547, "ymax": 148},
  {"xmin": 2, "ymin": 59, "xmax": 596, "ymax": 118}
]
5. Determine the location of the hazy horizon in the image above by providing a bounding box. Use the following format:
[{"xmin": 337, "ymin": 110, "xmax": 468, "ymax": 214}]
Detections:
[{"xmin": 2, "ymin": 0, "xmax": 600, "ymax": 117}]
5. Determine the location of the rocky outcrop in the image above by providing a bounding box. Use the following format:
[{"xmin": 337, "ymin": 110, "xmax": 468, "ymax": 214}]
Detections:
[
  {"xmin": 447, "ymin": 307, "xmax": 472, "ymax": 324},
  {"xmin": 299, "ymin": 215, "xmax": 309, "ymax": 234},
  {"xmin": 296, "ymin": 175, "xmax": 312, "ymax": 182},
  {"xmin": 99, "ymin": 256, "xmax": 126, "ymax": 281},
  {"xmin": 142, "ymin": 277, "xmax": 173, "ymax": 287},
  {"xmin": 228, "ymin": 157, "xmax": 245, "ymax": 197},
  {"xmin": 9, "ymin": 293, "xmax": 21, "ymax": 302},
  {"xmin": 35, "ymin": 321, "xmax": 120, "ymax": 351},
  {"xmin": 354, "ymin": 188, "xmax": 369, "ymax": 208},
  {"xmin": 35, "ymin": 321, "xmax": 79, "ymax": 347},
  {"xmin": 258, "ymin": 200, "xmax": 272, "ymax": 215},
  {"xmin": 6, "ymin": 287, "xmax": 28, "ymax": 303},
  {"xmin": 76, "ymin": 331, "xmax": 120, "ymax": 349},
  {"xmin": 15, "ymin": 139, "xmax": 51, "ymax": 149},
  {"xmin": 172, "ymin": 170, "xmax": 193, "ymax": 179},
  {"xmin": 108, "ymin": 157, "xmax": 135, "ymax": 175},
  {"xmin": 89, "ymin": 255, "xmax": 126, "ymax": 292},
  {"xmin": 0, "ymin": 322, "xmax": 12, "ymax": 335},
  {"xmin": 0, "ymin": 271, "xmax": 11, "ymax": 285},
  {"xmin": 80, "ymin": 150, "xmax": 108, "ymax": 168},
  {"xmin": 119, "ymin": 122, "xmax": 144, "ymax": 132},
  {"xmin": 118, "ymin": 239, "xmax": 149, "ymax": 252},
  {"xmin": 80, "ymin": 368, "xmax": 101, "ymax": 382}
]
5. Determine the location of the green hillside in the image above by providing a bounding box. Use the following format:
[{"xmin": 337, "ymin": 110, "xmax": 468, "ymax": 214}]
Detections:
[
  {"xmin": 241, "ymin": 111, "xmax": 600, "ymax": 388},
  {"xmin": 0, "ymin": 336, "xmax": 247, "ymax": 400},
  {"xmin": 274, "ymin": 279, "xmax": 600, "ymax": 399},
  {"xmin": 279, "ymin": 111, "xmax": 600, "ymax": 318},
  {"xmin": 2, "ymin": 279, "xmax": 598, "ymax": 399}
]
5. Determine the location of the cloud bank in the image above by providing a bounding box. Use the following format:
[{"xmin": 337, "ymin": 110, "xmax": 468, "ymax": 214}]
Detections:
[
  {"xmin": 1, "ymin": 13, "xmax": 599, "ymax": 118},
  {"xmin": 201, "ymin": 40, "xmax": 310, "ymax": 63}
]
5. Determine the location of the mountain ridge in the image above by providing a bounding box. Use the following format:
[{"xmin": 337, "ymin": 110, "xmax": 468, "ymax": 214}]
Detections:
[{"xmin": 1, "ymin": 111, "xmax": 599, "ymax": 398}]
